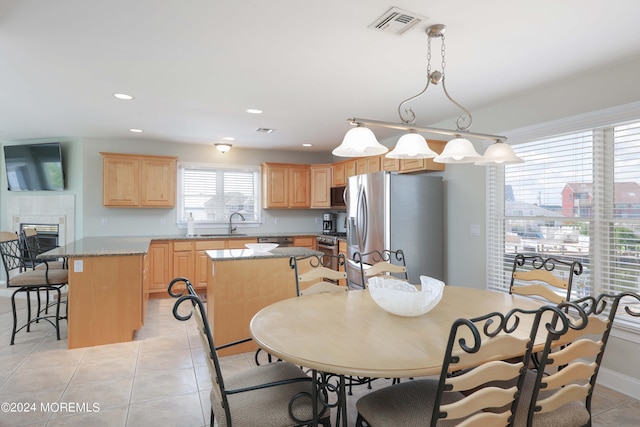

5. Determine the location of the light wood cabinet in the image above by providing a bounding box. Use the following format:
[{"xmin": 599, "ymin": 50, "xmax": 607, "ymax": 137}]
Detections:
[
  {"xmin": 332, "ymin": 162, "xmax": 346, "ymax": 186},
  {"xmin": 310, "ymin": 165, "xmax": 332, "ymax": 209},
  {"xmin": 382, "ymin": 140, "xmax": 449, "ymax": 173},
  {"xmin": 262, "ymin": 163, "xmax": 311, "ymax": 208},
  {"xmin": 147, "ymin": 238, "xmax": 260, "ymax": 295},
  {"xmin": 294, "ymin": 236, "xmax": 316, "ymax": 249},
  {"xmin": 383, "ymin": 157, "xmax": 400, "ymax": 172},
  {"xmin": 345, "ymin": 160, "xmax": 356, "ymax": 180},
  {"xmin": 148, "ymin": 241, "xmax": 170, "ymax": 292},
  {"xmin": 195, "ymin": 240, "xmax": 226, "ymax": 289},
  {"xmin": 172, "ymin": 241, "xmax": 195, "ymax": 291},
  {"xmin": 338, "ymin": 239, "xmax": 347, "ymax": 286},
  {"xmin": 226, "ymin": 238, "xmax": 257, "ymax": 249},
  {"xmin": 101, "ymin": 152, "xmax": 177, "ymax": 208}
]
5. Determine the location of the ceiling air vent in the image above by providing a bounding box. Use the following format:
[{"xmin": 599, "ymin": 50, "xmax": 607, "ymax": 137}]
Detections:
[
  {"xmin": 368, "ymin": 7, "xmax": 428, "ymax": 35},
  {"xmin": 256, "ymin": 128, "xmax": 274, "ymax": 134}
]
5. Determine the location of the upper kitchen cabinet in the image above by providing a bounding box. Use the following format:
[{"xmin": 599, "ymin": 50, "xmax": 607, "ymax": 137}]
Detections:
[
  {"xmin": 382, "ymin": 140, "xmax": 448, "ymax": 173},
  {"xmin": 262, "ymin": 163, "xmax": 311, "ymax": 208},
  {"xmin": 310, "ymin": 164, "xmax": 332, "ymax": 209},
  {"xmin": 101, "ymin": 152, "xmax": 178, "ymax": 208}
]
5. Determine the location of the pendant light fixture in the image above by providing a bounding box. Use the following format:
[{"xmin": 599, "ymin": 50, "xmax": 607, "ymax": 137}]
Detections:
[
  {"xmin": 336, "ymin": 24, "xmax": 523, "ymax": 165},
  {"xmin": 332, "ymin": 124, "xmax": 388, "ymax": 157}
]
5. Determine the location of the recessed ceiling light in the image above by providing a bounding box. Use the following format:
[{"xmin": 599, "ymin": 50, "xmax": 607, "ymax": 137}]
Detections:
[
  {"xmin": 222, "ymin": 137, "xmax": 235, "ymax": 141},
  {"xmin": 302, "ymin": 143, "xmax": 312, "ymax": 147},
  {"xmin": 114, "ymin": 93, "xmax": 134, "ymax": 100},
  {"xmin": 129, "ymin": 128, "xmax": 143, "ymax": 133},
  {"xmin": 246, "ymin": 108, "xmax": 263, "ymax": 114}
]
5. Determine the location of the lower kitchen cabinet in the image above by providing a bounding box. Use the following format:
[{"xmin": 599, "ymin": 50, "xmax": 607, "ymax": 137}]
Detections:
[
  {"xmin": 172, "ymin": 241, "xmax": 195, "ymax": 291},
  {"xmin": 147, "ymin": 241, "xmax": 170, "ymax": 293},
  {"xmin": 148, "ymin": 238, "xmax": 261, "ymax": 296},
  {"xmin": 294, "ymin": 236, "xmax": 316, "ymax": 249},
  {"xmin": 195, "ymin": 240, "xmax": 226, "ymax": 288}
]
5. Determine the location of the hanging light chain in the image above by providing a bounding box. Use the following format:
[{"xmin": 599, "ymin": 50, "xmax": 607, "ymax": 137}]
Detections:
[
  {"xmin": 440, "ymin": 34, "xmax": 447, "ymax": 76},
  {"xmin": 426, "ymin": 35, "xmax": 432, "ymax": 76}
]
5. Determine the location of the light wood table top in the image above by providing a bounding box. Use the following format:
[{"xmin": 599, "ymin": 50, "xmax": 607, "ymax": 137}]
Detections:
[{"xmin": 250, "ymin": 286, "xmax": 548, "ymax": 379}]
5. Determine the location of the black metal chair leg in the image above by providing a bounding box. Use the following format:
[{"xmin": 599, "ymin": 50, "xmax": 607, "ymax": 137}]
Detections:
[
  {"xmin": 26, "ymin": 290, "xmax": 32, "ymax": 332},
  {"xmin": 10, "ymin": 291, "xmax": 19, "ymax": 345}
]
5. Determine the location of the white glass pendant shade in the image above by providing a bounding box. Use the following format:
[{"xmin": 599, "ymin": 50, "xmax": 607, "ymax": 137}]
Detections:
[
  {"xmin": 386, "ymin": 132, "xmax": 437, "ymax": 159},
  {"xmin": 475, "ymin": 141, "xmax": 524, "ymax": 165},
  {"xmin": 433, "ymin": 137, "xmax": 483, "ymax": 163},
  {"xmin": 332, "ymin": 126, "xmax": 388, "ymax": 157}
]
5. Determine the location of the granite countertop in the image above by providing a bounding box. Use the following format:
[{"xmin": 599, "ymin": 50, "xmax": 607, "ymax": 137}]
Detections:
[
  {"xmin": 206, "ymin": 247, "xmax": 321, "ymax": 261},
  {"xmin": 38, "ymin": 236, "xmax": 153, "ymax": 259},
  {"xmin": 165, "ymin": 231, "xmax": 322, "ymax": 241},
  {"xmin": 37, "ymin": 233, "xmax": 328, "ymax": 259}
]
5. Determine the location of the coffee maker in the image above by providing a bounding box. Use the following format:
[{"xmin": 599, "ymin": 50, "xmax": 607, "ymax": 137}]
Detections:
[{"xmin": 322, "ymin": 213, "xmax": 337, "ymax": 234}]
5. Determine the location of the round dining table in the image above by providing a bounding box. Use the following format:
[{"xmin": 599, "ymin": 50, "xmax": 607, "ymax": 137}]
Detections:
[{"xmin": 250, "ymin": 286, "xmax": 548, "ymax": 379}]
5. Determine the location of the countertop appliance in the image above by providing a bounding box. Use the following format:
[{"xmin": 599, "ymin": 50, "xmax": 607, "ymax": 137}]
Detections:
[
  {"xmin": 346, "ymin": 171, "xmax": 443, "ymax": 288},
  {"xmin": 322, "ymin": 212, "xmax": 337, "ymax": 234}
]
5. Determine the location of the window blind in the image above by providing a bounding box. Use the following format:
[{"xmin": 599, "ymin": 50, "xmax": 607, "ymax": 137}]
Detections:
[
  {"xmin": 177, "ymin": 163, "xmax": 261, "ymax": 225},
  {"xmin": 487, "ymin": 119, "xmax": 640, "ymax": 327}
]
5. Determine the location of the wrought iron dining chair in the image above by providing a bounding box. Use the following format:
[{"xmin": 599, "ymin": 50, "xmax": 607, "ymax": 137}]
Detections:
[
  {"xmin": 21, "ymin": 228, "xmax": 67, "ymax": 270},
  {"xmin": 20, "ymin": 228, "xmax": 68, "ymax": 319},
  {"xmin": 355, "ymin": 304, "xmax": 569, "ymax": 427},
  {"xmin": 352, "ymin": 249, "xmax": 408, "ymax": 288},
  {"xmin": 0, "ymin": 231, "xmax": 68, "ymax": 345},
  {"xmin": 510, "ymin": 254, "xmax": 583, "ymax": 304},
  {"xmin": 168, "ymin": 277, "xmax": 331, "ymax": 427},
  {"xmin": 290, "ymin": 253, "xmax": 348, "ymax": 296},
  {"xmin": 512, "ymin": 292, "xmax": 640, "ymax": 427}
]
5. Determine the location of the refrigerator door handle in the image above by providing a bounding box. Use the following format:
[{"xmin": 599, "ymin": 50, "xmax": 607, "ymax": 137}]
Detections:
[{"xmin": 357, "ymin": 184, "xmax": 368, "ymax": 250}]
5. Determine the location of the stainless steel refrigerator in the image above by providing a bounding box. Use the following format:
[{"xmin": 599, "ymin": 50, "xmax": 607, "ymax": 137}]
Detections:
[{"xmin": 346, "ymin": 171, "xmax": 443, "ymax": 288}]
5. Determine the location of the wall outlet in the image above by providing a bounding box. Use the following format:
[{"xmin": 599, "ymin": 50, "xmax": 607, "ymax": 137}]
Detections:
[
  {"xmin": 274, "ymin": 217, "xmax": 280, "ymax": 225},
  {"xmin": 73, "ymin": 259, "xmax": 83, "ymax": 273},
  {"xmin": 315, "ymin": 217, "xmax": 319, "ymax": 224},
  {"xmin": 101, "ymin": 218, "xmax": 108, "ymax": 227},
  {"xmin": 160, "ymin": 218, "xmax": 166, "ymax": 226}
]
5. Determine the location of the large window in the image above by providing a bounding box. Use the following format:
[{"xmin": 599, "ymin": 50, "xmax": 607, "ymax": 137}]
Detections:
[
  {"xmin": 176, "ymin": 163, "xmax": 261, "ymax": 226},
  {"xmin": 487, "ymin": 119, "xmax": 640, "ymax": 328}
]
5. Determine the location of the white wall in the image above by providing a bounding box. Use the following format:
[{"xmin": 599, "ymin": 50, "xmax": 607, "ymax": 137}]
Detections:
[
  {"xmin": 441, "ymin": 56, "xmax": 640, "ymax": 394},
  {"xmin": 81, "ymin": 137, "xmax": 336, "ymax": 237},
  {"xmin": 0, "ymin": 137, "xmax": 335, "ymax": 238}
]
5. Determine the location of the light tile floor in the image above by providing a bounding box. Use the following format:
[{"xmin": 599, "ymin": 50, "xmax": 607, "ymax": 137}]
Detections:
[{"xmin": 0, "ymin": 294, "xmax": 639, "ymax": 426}]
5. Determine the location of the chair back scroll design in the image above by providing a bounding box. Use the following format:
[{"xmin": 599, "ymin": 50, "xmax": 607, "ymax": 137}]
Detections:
[
  {"xmin": 21, "ymin": 228, "xmax": 67, "ymax": 270},
  {"xmin": 290, "ymin": 254, "xmax": 348, "ymax": 296},
  {"xmin": 430, "ymin": 304, "xmax": 571, "ymax": 427},
  {"xmin": 522, "ymin": 292, "xmax": 640, "ymax": 427},
  {"xmin": 352, "ymin": 249, "xmax": 408, "ymax": 288},
  {"xmin": 510, "ymin": 254, "xmax": 583, "ymax": 304},
  {"xmin": 168, "ymin": 277, "xmax": 330, "ymax": 427}
]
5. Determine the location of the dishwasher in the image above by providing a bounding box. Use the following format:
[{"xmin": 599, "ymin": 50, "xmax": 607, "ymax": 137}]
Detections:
[{"xmin": 257, "ymin": 236, "xmax": 293, "ymax": 247}]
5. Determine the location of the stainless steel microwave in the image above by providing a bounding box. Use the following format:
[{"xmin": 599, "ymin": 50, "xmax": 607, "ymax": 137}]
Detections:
[{"xmin": 330, "ymin": 186, "xmax": 346, "ymax": 209}]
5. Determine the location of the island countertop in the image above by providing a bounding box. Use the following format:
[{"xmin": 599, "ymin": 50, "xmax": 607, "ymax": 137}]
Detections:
[
  {"xmin": 38, "ymin": 236, "xmax": 153, "ymax": 259},
  {"xmin": 206, "ymin": 246, "xmax": 321, "ymax": 261}
]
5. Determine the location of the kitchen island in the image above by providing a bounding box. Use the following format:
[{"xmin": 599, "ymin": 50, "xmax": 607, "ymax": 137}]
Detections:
[
  {"xmin": 38, "ymin": 235, "xmax": 322, "ymax": 349},
  {"xmin": 39, "ymin": 237, "xmax": 151, "ymax": 349},
  {"xmin": 206, "ymin": 247, "xmax": 321, "ymax": 355}
]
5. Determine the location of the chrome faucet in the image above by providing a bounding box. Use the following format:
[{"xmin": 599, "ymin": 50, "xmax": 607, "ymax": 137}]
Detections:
[{"xmin": 228, "ymin": 212, "xmax": 246, "ymax": 234}]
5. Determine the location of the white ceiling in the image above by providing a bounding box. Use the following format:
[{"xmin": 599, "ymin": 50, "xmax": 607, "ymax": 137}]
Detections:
[{"xmin": 1, "ymin": 0, "xmax": 640, "ymax": 152}]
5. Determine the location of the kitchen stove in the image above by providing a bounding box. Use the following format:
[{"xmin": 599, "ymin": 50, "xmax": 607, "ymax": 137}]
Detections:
[
  {"xmin": 315, "ymin": 231, "xmax": 347, "ymax": 274},
  {"xmin": 316, "ymin": 232, "xmax": 346, "ymax": 246}
]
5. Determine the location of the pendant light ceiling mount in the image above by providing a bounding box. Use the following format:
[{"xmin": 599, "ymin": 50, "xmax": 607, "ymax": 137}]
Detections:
[{"xmin": 334, "ymin": 24, "xmax": 523, "ymax": 165}]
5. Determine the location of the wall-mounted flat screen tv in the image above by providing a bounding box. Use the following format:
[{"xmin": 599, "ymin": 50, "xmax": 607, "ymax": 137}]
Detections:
[{"xmin": 3, "ymin": 142, "xmax": 65, "ymax": 191}]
